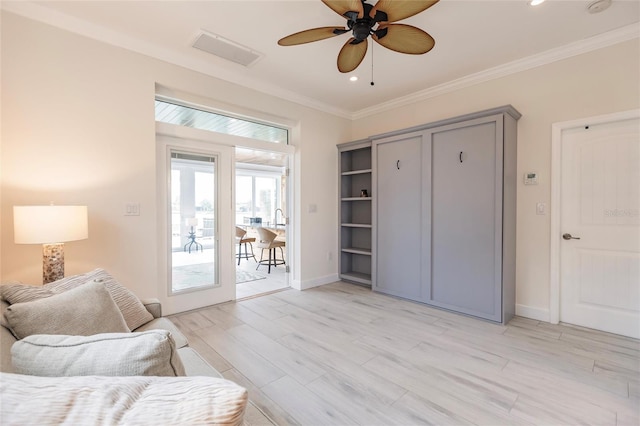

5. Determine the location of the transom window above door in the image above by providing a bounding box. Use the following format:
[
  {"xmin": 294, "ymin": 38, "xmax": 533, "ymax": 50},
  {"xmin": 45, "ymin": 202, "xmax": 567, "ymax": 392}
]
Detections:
[{"xmin": 155, "ymin": 99, "xmax": 288, "ymax": 144}]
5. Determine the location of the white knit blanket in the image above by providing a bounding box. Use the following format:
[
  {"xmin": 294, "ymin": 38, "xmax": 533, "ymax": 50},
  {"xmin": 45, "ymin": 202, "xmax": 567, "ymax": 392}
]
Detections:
[{"xmin": 0, "ymin": 372, "xmax": 248, "ymax": 425}]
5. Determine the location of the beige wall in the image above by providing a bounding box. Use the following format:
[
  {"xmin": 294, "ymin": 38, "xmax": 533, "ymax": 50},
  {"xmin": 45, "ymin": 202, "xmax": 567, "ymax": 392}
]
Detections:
[
  {"xmin": 2, "ymin": 11, "xmax": 638, "ymax": 320},
  {"xmin": 1, "ymin": 12, "xmax": 351, "ymax": 297},
  {"xmin": 352, "ymin": 39, "xmax": 640, "ymax": 319}
]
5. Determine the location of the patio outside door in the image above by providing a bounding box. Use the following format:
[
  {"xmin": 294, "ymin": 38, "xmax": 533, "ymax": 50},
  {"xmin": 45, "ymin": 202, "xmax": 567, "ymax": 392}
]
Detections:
[
  {"xmin": 157, "ymin": 135, "xmax": 234, "ymax": 315},
  {"xmin": 170, "ymin": 151, "xmax": 217, "ymax": 293}
]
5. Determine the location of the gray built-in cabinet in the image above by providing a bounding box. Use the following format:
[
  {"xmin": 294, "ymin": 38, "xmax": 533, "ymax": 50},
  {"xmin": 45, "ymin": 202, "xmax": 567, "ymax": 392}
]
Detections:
[
  {"xmin": 339, "ymin": 105, "xmax": 520, "ymax": 323},
  {"xmin": 338, "ymin": 140, "xmax": 373, "ymax": 286}
]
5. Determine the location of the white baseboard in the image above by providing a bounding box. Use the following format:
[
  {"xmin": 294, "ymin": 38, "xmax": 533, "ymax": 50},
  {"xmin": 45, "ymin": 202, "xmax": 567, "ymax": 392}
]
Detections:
[
  {"xmin": 516, "ymin": 304, "xmax": 550, "ymax": 322},
  {"xmin": 290, "ymin": 273, "xmax": 339, "ymax": 291}
]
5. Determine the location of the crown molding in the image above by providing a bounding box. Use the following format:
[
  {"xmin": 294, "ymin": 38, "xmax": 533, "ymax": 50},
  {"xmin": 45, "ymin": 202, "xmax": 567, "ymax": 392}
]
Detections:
[
  {"xmin": 352, "ymin": 23, "xmax": 640, "ymax": 120},
  {"xmin": 3, "ymin": 2, "xmax": 638, "ymax": 122},
  {"xmin": 0, "ymin": 1, "xmax": 353, "ymax": 120}
]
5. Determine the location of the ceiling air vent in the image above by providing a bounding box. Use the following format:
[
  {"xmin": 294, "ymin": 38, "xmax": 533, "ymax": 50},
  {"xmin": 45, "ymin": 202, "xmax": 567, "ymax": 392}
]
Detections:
[{"xmin": 192, "ymin": 31, "xmax": 262, "ymax": 67}]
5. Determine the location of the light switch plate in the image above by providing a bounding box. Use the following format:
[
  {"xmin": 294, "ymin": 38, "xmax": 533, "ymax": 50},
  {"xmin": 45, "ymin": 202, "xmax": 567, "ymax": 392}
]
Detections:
[{"xmin": 125, "ymin": 203, "xmax": 140, "ymax": 216}]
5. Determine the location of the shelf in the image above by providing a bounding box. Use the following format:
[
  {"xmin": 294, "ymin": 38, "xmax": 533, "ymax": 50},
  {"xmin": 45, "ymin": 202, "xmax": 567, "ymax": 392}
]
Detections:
[
  {"xmin": 341, "ymin": 169, "xmax": 372, "ymax": 176},
  {"xmin": 339, "ymin": 142, "xmax": 373, "ymax": 289},
  {"xmin": 341, "ymin": 223, "xmax": 372, "ymax": 228},
  {"xmin": 339, "ymin": 271, "xmax": 372, "ymax": 286},
  {"xmin": 341, "ymin": 247, "xmax": 372, "ymax": 256}
]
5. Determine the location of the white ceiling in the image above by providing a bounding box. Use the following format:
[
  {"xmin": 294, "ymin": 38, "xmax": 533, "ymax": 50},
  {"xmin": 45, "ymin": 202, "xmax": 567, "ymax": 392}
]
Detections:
[{"xmin": 3, "ymin": 1, "xmax": 639, "ymax": 119}]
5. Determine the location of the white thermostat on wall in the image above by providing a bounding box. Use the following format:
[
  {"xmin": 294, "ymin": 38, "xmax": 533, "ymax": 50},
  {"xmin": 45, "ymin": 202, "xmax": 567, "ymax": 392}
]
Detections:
[{"xmin": 524, "ymin": 172, "xmax": 538, "ymax": 185}]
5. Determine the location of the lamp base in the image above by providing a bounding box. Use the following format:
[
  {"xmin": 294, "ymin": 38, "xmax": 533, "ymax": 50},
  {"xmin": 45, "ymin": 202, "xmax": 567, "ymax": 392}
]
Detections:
[{"xmin": 43, "ymin": 243, "xmax": 65, "ymax": 284}]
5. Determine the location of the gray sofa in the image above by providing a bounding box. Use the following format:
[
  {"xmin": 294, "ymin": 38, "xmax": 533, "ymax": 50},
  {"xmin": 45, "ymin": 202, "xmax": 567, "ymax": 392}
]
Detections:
[
  {"xmin": 0, "ymin": 269, "xmax": 248, "ymax": 425},
  {"xmin": 0, "ymin": 297, "xmax": 219, "ymax": 377}
]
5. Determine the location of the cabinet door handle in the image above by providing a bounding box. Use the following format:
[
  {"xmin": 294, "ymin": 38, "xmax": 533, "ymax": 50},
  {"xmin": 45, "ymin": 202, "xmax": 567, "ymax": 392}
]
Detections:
[
  {"xmin": 459, "ymin": 151, "xmax": 463, "ymax": 163},
  {"xmin": 397, "ymin": 160, "xmax": 400, "ymax": 170}
]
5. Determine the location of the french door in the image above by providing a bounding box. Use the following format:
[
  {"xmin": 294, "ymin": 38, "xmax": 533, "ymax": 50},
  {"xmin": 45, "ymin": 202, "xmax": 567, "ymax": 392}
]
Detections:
[{"xmin": 157, "ymin": 135, "xmax": 234, "ymax": 315}]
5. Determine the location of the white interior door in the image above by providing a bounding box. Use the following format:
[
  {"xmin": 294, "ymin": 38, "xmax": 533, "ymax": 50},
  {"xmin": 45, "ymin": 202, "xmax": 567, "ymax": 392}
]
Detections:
[{"xmin": 560, "ymin": 116, "xmax": 640, "ymax": 338}]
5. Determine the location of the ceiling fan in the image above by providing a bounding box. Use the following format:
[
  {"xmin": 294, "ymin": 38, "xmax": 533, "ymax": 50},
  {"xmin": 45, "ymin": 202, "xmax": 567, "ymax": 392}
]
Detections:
[{"xmin": 278, "ymin": 0, "xmax": 439, "ymax": 73}]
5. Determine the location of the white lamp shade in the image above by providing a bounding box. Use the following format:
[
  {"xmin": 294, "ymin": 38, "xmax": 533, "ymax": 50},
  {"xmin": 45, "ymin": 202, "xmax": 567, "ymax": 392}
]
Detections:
[{"xmin": 14, "ymin": 205, "xmax": 89, "ymax": 244}]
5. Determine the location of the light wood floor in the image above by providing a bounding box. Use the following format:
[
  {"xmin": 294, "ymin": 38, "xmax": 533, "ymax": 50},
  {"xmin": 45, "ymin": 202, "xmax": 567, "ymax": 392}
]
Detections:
[
  {"xmin": 236, "ymin": 252, "xmax": 288, "ymax": 300},
  {"xmin": 170, "ymin": 281, "xmax": 640, "ymax": 426}
]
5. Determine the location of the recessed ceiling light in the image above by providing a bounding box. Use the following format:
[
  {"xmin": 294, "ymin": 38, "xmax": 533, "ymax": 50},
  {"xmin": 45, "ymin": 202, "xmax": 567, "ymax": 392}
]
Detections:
[
  {"xmin": 529, "ymin": 0, "xmax": 545, "ymax": 6},
  {"xmin": 587, "ymin": 0, "xmax": 612, "ymax": 14},
  {"xmin": 349, "ymin": 76, "xmax": 358, "ymax": 82}
]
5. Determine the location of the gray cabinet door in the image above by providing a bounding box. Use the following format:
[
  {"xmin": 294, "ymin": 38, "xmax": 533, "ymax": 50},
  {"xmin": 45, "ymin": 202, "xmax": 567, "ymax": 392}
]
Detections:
[
  {"xmin": 374, "ymin": 134, "xmax": 425, "ymax": 299},
  {"xmin": 427, "ymin": 117, "xmax": 504, "ymax": 321}
]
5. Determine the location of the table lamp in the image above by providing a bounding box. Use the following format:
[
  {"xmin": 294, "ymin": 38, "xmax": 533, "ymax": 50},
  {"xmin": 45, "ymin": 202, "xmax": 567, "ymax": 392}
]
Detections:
[{"xmin": 14, "ymin": 205, "xmax": 89, "ymax": 284}]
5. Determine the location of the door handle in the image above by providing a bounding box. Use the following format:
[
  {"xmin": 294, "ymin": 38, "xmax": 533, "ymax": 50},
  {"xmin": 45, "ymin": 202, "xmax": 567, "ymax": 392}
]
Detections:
[{"xmin": 562, "ymin": 233, "xmax": 581, "ymax": 240}]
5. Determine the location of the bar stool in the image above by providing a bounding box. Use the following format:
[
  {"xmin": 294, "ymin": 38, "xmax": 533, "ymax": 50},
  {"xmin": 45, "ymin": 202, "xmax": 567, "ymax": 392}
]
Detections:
[
  {"xmin": 235, "ymin": 226, "xmax": 256, "ymax": 265},
  {"xmin": 255, "ymin": 227, "xmax": 285, "ymax": 273}
]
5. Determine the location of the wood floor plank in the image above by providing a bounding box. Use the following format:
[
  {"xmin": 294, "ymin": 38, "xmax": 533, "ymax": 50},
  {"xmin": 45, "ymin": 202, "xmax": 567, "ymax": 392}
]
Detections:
[
  {"xmin": 196, "ymin": 305, "xmax": 246, "ymax": 330},
  {"xmin": 391, "ymin": 390, "xmax": 513, "ymax": 426},
  {"xmin": 223, "ymin": 368, "xmax": 297, "ymax": 426},
  {"xmin": 271, "ymin": 286, "xmax": 354, "ymax": 312},
  {"xmin": 195, "ymin": 325, "xmax": 286, "ymax": 388},
  {"xmin": 179, "ymin": 329, "xmax": 233, "ymax": 373},
  {"xmin": 305, "ymin": 372, "xmax": 414, "ymax": 426},
  {"xmin": 225, "ymin": 324, "xmax": 326, "ymax": 385},
  {"xmin": 443, "ymin": 327, "xmax": 598, "ymax": 373},
  {"xmin": 501, "ymin": 360, "xmax": 636, "ymax": 424},
  {"xmin": 272, "ymin": 312, "xmax": 377, "ymax": 365},
  {"xmin": 261, "ymin": 376, "xmax": 359, "ymax": 426},
  {"xmin": 238, "ymin": 294, "xmax": 293, "ymax": 320},
  {"xmin": 560, "ymin": 331, "xmax": 640, "ymax": 368},
  {"xmin": 217, "ymin": 302, "xmax": 295, "ymax": 340},
  {"xmin": 242, "ymin": 401, "xmax": 277, "ymax": 426},
  {"xmin": 170, "ymin": 310, "xmax": 215, "ymax": 331},
  {"xmin": 363, "ymin": 351, "xmax": 519, "ymax": 416},
  {"xmin": 182, "ymin": 281, "xmax": 639, "ymax": 425},
  {"xmin": 278, "ymin": 332, "xmax": 407, "ymax": 404},
  {"xmin": 510, "ymin": 390, "xmax": 616, "ymax": 425}
]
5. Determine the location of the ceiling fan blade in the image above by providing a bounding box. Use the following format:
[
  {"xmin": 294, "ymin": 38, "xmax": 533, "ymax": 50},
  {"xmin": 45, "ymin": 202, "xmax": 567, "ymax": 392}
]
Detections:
[
  {"xmin": 371, "ymin": 0, "xmax": 439, "ymax": 23},
  {"xmin": 278, "ymin": 27, "xmax": 348, "ymax": 46},
  {"xmin": 322, "ymin": 0, "xmax": 364, "ymax": 19},
  {"xmin": 337, "ymin": 38, "xmax": 368, "ymax": 73},
  {"xmin": 373, "ymin": 24, "xmax": 435, "ymax": 54}
]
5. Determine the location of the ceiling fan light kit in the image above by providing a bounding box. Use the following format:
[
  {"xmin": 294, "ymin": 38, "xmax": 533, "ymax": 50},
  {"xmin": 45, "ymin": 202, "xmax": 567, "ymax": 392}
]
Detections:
[{"xmin": 278, "ymin": 0, "xmax": 439, "ymax": 73}]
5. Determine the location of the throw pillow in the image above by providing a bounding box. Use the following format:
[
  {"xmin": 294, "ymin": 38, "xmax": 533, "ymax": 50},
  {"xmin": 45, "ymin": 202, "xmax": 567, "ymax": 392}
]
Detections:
[
  {"xmin": 0, "ymin": 283, "xmax": 56, "ymax": 304},
  {"xmin": 0, "ymin": 283, "xmax": 56, "ymax": 328},
  {"xmin": 4, "ymin": 280, "xmax": 129, "ymax": 339},
  {"xmin": 46, "ymin": 268, "xmax": 153, "ymax": 331},
  {"xmin": 11, "ymin": 330, "xmax": 186, "ymax": 377},
  {"xmin": 1, "ymin": 270, "xmax": 154, "ymax": 331}
]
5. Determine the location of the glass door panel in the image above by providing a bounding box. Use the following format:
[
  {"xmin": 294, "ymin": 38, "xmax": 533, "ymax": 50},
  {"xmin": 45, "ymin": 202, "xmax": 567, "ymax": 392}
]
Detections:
[
  {"xmin": 170, "ymin": 151, "xmax": 217, "ymax": 293},
  {"xmin": 235, "ymin": 175, "xmax": 253, "ymax": 225},
  {"xmin": 255, "ymin": 176, "xmax": 278, "ymax": 226}
]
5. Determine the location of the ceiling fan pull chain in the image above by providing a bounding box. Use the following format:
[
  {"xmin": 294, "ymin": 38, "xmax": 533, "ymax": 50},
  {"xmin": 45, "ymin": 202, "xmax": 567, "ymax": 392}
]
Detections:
[{"xmin": 371, "ymin": 42, "xmax": 375, "ymax": 86}]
